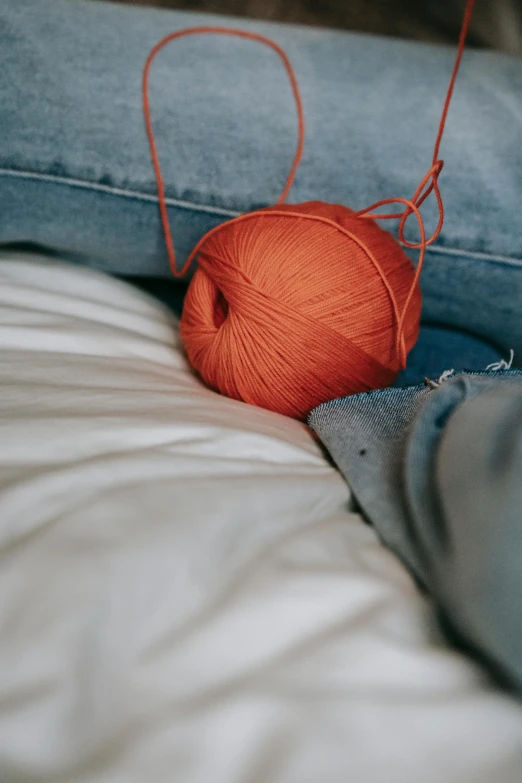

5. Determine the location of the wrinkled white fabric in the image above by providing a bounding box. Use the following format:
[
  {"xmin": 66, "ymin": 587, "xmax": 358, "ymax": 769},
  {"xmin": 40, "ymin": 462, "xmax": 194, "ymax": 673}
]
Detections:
[{"xmin": 0, "ymin": 252, "xmax": 521, "ymax": 783}]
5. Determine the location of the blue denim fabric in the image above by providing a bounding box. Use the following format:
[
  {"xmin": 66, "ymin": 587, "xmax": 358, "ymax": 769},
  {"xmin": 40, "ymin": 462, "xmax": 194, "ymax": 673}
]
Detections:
[
  {"xmin": 309, "ymin": 370, "xmax": 522, "ymax": 690},
  {"xmin": 2, "ymin": 0, "xmax": 522, "ymax": 345},
  {"xmin": 431, "ymin": 380, "xmax": 522, "ymax": 689}
]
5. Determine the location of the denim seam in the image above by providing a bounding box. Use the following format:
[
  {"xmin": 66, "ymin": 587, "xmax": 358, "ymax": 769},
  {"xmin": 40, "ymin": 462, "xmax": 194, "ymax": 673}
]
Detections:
[
  {"xmin": 0, "ymin": 167, "xmax": 241, "ymax": 219},
  {"xmin": 424, "ymin": 245, "xmax": 522, "ymax": 268},
  {"xmin": 2, "ymin": 167, "xmax": 522, "ymax": 267}
]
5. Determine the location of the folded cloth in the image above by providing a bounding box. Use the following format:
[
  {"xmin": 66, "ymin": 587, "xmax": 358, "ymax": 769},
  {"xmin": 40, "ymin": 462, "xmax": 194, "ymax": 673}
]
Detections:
[{"xmin": 309, "ymin": 369, "xmax": 522, "ymax": 691}]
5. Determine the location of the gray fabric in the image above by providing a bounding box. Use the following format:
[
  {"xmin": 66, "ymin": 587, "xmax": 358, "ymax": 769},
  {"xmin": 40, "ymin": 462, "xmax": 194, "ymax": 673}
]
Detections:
[
  {"xmin": 434, "ymin": 383, "xmax": 522, "ymax": 687},
  {"xmin": 309, "ymin": 370, "xmax": 522, "ymax": 691},
  {"xmin": 311, "ymin": 383, "xmax": 431, "ymax": 582}
]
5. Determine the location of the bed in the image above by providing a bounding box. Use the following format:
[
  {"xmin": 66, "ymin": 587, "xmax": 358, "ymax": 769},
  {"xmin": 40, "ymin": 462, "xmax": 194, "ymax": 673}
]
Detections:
[{"xmin": 1, "ymin": 251, "xmax": 521, "ymax": 782}]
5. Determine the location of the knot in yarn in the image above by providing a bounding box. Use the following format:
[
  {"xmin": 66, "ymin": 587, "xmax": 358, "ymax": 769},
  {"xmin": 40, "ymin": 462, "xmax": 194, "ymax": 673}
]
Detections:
[{"xmin": 180, "ymin": 202, "xmax": 421, "ymax": 419}]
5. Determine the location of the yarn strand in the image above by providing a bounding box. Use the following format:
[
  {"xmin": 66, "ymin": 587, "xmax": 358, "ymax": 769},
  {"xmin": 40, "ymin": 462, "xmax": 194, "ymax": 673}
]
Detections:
[
  {"xmin": 144, "ymin": 3, "xmax": 475, "ymax": 368},
  {"xmin": 357, "ymin": 0, "xmax": 476, "ymax": 362},
  {"xmin": 142, "ymin": 26, "xmax": 305, "ymax": 278}
]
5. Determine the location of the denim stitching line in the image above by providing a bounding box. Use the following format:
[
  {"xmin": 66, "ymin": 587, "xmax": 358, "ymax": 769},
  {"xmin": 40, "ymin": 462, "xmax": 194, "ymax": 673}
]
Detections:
[
  {"xmin": 0, "ymin": 167, "xmax": 241, "ymax": 219},
  {"xmin": 2, "ymin": 167, "xmax": 522, "ymax": 267},
  {"xmin": 425, "ymin": 245, "xmax": 522, "ymax": 268}
]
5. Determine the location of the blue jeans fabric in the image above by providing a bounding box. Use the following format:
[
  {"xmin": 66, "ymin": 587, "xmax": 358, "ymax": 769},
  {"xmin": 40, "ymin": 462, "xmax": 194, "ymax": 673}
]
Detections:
[
  {"xmin": 1, "ymin": 0, "xmax": 522, "ymax": 356},
  {"xmin": 309, "ymin": 371, "xmax": 522, "ymax": 691}
]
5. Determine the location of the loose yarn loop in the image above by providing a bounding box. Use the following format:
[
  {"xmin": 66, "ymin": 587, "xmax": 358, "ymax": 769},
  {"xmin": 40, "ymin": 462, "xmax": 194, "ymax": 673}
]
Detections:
[{"xmin": 143, "ymin": 1, "xmax": 475, "ymax": 419}]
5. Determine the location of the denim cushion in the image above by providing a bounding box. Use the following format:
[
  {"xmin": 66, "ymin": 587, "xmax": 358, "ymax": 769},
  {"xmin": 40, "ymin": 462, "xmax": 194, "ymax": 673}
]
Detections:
[{"xmin": 2, "ymin": 0, "xmax": 522, "ymax": 288}]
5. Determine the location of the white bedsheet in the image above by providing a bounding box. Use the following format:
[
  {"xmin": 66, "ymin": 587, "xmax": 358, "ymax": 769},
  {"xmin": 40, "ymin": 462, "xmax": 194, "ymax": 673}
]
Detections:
[{"xmin": 0, "ymin": 251, "xmax": 521, "ymax": 783}]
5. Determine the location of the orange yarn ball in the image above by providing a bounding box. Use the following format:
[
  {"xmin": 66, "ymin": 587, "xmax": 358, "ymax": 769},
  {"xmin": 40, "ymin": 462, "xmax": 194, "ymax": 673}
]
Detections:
[
  {"xmin": 144, "ymin": 23, "xmax": 474, "ymax": 420},
  {"xmin": 180, "ymin": 201, "xmax": 421, "ymax": 420}
]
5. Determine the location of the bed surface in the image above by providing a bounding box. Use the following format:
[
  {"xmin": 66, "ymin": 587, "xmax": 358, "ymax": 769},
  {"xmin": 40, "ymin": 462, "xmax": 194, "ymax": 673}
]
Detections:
[{"xmin": 1, "ymin": 251, "xmax": 521, "ymax": 782}]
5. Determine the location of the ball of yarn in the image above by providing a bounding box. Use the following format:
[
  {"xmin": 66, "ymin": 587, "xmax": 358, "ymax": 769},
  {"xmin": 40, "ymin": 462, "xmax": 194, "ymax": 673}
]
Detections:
[{"xmin": 180, "ymin": 201, "xmax": 421, "ymax": 420}]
